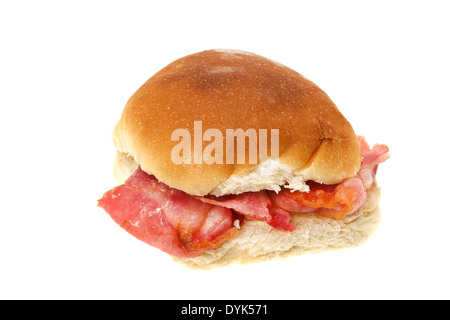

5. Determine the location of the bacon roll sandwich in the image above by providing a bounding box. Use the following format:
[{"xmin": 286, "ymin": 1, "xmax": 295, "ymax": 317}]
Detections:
[{"xmin": 98, "ymin": 49, "xmax": 389, "ymax": 268}]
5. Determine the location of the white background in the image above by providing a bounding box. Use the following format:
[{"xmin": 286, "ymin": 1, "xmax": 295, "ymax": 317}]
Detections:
[{"xmin": 1, "ymin": 1, "xmax": 449, "ymax": 300}]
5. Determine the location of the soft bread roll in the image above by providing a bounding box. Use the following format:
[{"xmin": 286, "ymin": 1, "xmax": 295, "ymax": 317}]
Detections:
[
  {"xmin": 108, "ymin": 49, "xmax": 382, "ymax": 269},
  {"xmin": 112, "ymin": 49, "xmax": 361, "ymax": 196},
  {"xmin": 113, "ymin": 152, "xmax": 381, "ymax": 269}
]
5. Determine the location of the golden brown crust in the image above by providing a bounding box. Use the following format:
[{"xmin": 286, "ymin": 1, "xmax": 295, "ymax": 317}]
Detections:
[{"xmin": 113, "ymin": 49, "xmax": 361, "ymax": 196}]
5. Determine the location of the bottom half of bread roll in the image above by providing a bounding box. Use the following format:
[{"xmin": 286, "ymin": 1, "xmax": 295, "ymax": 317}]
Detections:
[{"xmin": 174, "ymin": 183, "xmax": 381, "ymax": 269}]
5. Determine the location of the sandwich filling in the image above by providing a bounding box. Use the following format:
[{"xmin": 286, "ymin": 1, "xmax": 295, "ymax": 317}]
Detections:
[{"xmin": 98, "ymin": 136, "xmax": 389, "ymax": 258}]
